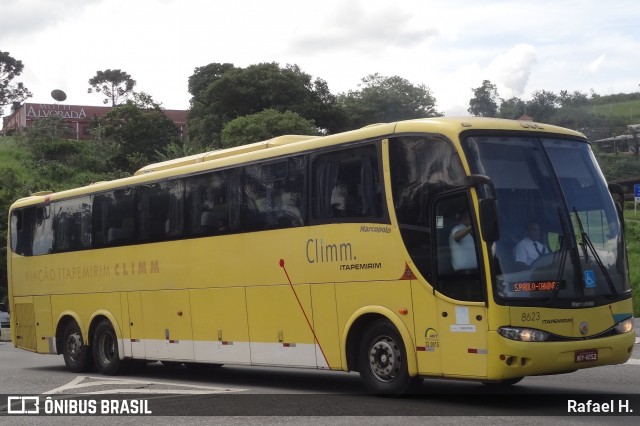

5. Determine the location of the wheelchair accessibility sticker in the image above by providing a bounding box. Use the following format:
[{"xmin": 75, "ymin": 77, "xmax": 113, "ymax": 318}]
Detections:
[{"xmin": 583, "ymin": 270, "xmax": 595, "ymax": 289}]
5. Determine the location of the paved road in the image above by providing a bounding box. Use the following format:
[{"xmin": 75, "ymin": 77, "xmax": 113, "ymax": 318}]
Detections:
[
  {"xmin": 0, "ymin": 318, "xmax": 638, "ymax": 424},
  {"xmin": 1, "ymin": 332, "xmax": 639, "ymax": 425}
]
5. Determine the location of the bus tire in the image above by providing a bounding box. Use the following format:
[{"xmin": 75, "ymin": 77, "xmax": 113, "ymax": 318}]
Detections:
[
  {"xmin": 62, "ymin": 321, "xmax": 92, "ymax": 373},
  {"xmin": 92, "ymin": 320, "xmax": 122, "ymax": 375},
  {"xmin": 358, "ymin": 319, "xmax": 419, "ymax": 394}
]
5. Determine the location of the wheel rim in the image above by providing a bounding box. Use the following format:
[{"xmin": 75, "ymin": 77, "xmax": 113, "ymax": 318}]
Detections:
[
  {"xmin": 96, "ymin": 331, "xmax": 116, "ymax": 366},
  {"xmin": 66, "ymin": 333, "xmax": 83, "ymax": 362},
  {"xmin": 368, "ymin": 335, "xmax": 402, "ymax": 382}
]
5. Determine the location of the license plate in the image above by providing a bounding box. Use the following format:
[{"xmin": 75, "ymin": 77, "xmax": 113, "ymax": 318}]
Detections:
[{"xmin": 575, "ymin": 349, "xmax": 598, "ymax": 363}]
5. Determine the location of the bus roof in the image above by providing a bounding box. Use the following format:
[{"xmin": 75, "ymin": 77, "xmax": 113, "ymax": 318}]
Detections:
[
  {"xmin": 10, "ymin": 117, "xmax": 585, "ymax": 209},
  {"xmin": 137, "ymin": 117, "xmax": 584, "ymax": 175},
  {"xmin": 133, "ymin": 134, "xmax": 317, "ymax": 176}
]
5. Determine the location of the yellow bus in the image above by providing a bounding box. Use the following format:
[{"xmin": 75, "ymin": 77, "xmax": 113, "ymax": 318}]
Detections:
[{"xmin": 7, "ymin": 117, "xmax": 635, "ymax": 394}]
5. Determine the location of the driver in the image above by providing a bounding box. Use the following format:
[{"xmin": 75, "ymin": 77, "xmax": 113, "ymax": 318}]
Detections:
[{"xmin": 513, "ymin": 221, "xmax": 550, "ymax": 269}]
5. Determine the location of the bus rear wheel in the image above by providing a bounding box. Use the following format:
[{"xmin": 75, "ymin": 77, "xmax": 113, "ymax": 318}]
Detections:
[
  {"xmin": 92, "ymin": 320, "xmax": 122, "ymax": 375},
  {"xmin": 358, "ymin": 319, "xmax": 420, "ymax": 394},
  {"xmin": 62, "ymin": 321, "xmax": 92, "ymax": 372}
]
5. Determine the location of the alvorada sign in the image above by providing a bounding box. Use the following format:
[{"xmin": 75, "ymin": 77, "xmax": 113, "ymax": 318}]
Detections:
[{"xmin": 26, "ymin": 104, "xmax": 86, "ymax": 119}]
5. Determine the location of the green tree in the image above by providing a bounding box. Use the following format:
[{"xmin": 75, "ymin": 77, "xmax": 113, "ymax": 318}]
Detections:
[
  {"xmin": 0, "ymin": 50, "xmax": 32, "ymax": 107},
  {"xmin": 88, "ymin": 69, "xmax": 136, "ymax": 106},
  {"xmin": 187, "ymin": 62, "xmax": 344, "ymax": 148},
  {"xmin": 129, "ymin": 91, "xmax": 161, "ymax": 109},
  {"xmin": 96, "ymin": 102, "xmax": 180, "ymax": 170},
  {"xmin": 468, "ymin": 80, "xmax": 499, "ymax": 117},
  {"xmin": 188, "ymin": 62, "xmax": 236, "ymax": 104},
  {"xmin": 23, "ymin": 115, "xmax": 77, "ymax": 161},
  {"xmin": 498, "ymin": 97, "xmax": 526, "ymax": 119},
  {"xmin": 338, "ymin": 73, "xmax": 441, "ymax": 129},
  {"xmin": 154, "ymin": 141, "xmax": 201, "ymax": 162},
  {"xmin": 558, "ymin": 90, "xmax": 589, "ymax": 109},
  {"xmin": 546, "ymin": 90, "xmax": 594, "ymax": 131},
  {"xmin": 525, "ymin": 90, "xmax": 558, "ymax": 123},
  {"xmin": 220, "ymin": 109, "xmax": 319, "ymax": 148},
  {"xmin": 24, "ymin": 115, "xmax": 73, "ymax": 142},
  {"xmin": 187, "ymin": 63, "xmax": 237, "ymax": 150}
]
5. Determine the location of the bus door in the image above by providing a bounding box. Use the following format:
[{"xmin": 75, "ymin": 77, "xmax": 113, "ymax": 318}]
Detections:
[{"xmin": 432, "ymin": 192, "xmax": 488, "ymax": 378}]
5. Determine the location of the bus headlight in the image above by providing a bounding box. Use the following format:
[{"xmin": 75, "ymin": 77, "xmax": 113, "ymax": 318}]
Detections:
[
  {"xmin": 498, "ymin": 327, "xmax": 549, "ymax": 342},
  {"xmin": 614, "ymin": 318, "xmax": 634, "ymax": 334}
]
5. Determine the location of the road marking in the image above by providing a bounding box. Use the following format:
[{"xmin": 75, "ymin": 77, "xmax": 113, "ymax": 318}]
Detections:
[
  {"xmin": 624, "ymin": 358, "xmax": 640, "ymax": 366},
  {"xmin": 43, "ymin": 376, "xmax": 247, "ymax": 395}
]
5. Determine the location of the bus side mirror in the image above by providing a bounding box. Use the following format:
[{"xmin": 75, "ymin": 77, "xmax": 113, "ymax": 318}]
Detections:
[
  {"xmin": 608, "ymin": 183, "xmax": 624, "ymax": 220},
  {"xmin": 469, "ymin": 174, "xmax": 500, "ymax": 242},
  {"xmin": 479, "ymin": 198, "xmax": 499, "ymax": 242}
]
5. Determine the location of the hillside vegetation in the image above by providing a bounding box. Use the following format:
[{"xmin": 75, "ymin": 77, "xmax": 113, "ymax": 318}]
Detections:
[{"xmin": 590, "ymin": 99, "xmax": 640, "ymax": 122}]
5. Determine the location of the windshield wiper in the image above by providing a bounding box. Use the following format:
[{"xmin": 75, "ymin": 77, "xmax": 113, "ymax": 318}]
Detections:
[
  {"xmin": 572, "ymin": 207, "xmax": 618, "ymax": 296},
  {"xmin": 550, "ymin": 208, "xmax": 574, "ymax": 300}
]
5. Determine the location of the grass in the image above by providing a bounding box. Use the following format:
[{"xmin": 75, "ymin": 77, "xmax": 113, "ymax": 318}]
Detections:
[
  {"xmin": 624, "ymin": 220, "xmax": 640, "ymax": 316},
  {"xmin": 0, "ymin": 136, "xmax": 31, "ymax": 179},
  {"xmin": 624, "ymin": 206, "xmax": 640, "ymax": 219},
  {"xmin": 589, "ymin": 98, "xmax": 640, "ymax": 122}
]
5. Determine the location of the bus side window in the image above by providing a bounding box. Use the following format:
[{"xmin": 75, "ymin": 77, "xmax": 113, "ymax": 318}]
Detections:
[
  {"xmin": 92, "ymin": 195, "xmax": 109, "ymax": 247},
  {"xmin": 96, "ymin": 189, "xmax": 135, "ymax": 246},
  {"xmin": 264, "ymin": 156, "xmax": 306, "ymax": 228},
  {"xmin": 10, "ymin": 210, "xmax": 21, "ymax": 254},
  {"xmin": 243, "ymin": 156, "xmax": 307, "ymax": 232},
  {"xmin": 10, "ymin": 209, "xmax": 31, "ymax": 255},
  {"xmin": 32, "ymin": 205, "xmax": 53, "ymax": 255},
  {"xmin": 53, "ymin": 197, "xmax": 92, "ymax": 252},
  {"xmin": 311, "ymin": 145, "xmax": 383, "ymax": 222},
  {"xmin": 10, "ymin": 206, "xmax": 51, "ymax": 257},
  {"xmin": 185, "ymin": 171, "xmax": 233, "ymax": 236},
  {"xmin": 137, "ymin": 180, "xmax": 184, "ymax": 242}
]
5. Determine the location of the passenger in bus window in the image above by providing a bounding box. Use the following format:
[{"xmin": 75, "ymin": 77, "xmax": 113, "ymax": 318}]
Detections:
[
  {"xmin": 513, "ymin": 221, "xmax": 550, "ymax": 269},
  {"xmin": 449, "ymin": 210, "xmax": 478, "ymax": 272},
  {"xmin": 216, "ymin": 219, "xmax": 228, "ymax": 233}
]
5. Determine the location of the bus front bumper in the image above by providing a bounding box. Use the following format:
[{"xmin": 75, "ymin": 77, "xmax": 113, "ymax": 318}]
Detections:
[{"xmin": 485, "ymin": 330, "xmax": 635, "ymax": 381}]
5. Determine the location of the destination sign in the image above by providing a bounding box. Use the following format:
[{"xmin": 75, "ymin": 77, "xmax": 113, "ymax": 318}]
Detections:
[{"xmin": 510, "ymin": 280, "xmax": 563, "ymax": 292}]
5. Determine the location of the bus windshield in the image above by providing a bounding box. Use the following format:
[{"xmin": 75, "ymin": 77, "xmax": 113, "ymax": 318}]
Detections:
[{"xmin": 462, "ymin": 135, "xmax": 630, "ymax": 306}]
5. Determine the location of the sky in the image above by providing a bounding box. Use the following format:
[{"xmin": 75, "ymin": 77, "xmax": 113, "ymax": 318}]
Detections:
[{"xmin": 1, "ymin": 0, "xmax": 639, "ymax": 122}]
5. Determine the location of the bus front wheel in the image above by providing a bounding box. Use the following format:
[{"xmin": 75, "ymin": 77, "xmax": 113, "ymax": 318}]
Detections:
[
  {"xmin": 92, "ymin": 320, "xmax": 122, "ymax": 375},
  {"xmin": 358, "ymin": 319, "xmax": 420, "ymax": 394},
  {"xmin": 62, "ymin": 321, "xmax": 92, "ymax": 372}
]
